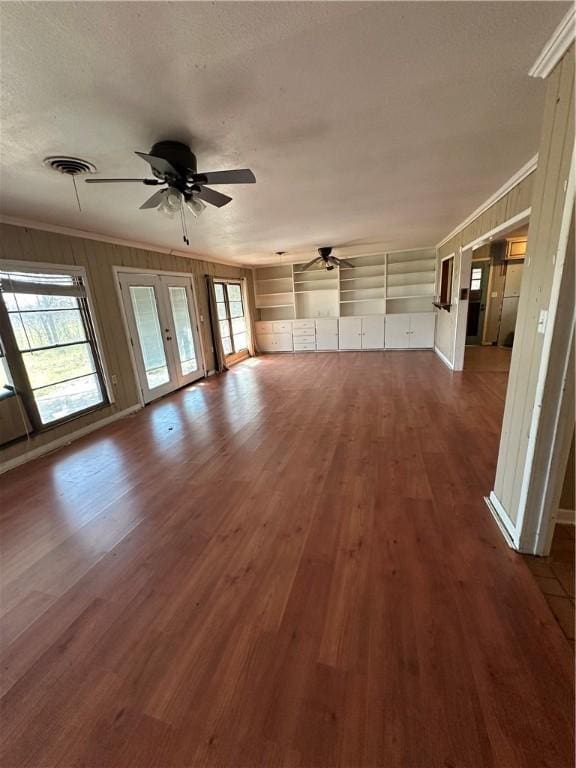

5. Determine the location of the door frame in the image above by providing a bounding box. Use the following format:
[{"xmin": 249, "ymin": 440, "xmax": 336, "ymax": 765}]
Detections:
[
  {"xmin": 113, "ymin": 266, "xmax": 207, "ymax": 406},
  {"xmin": 452, "ymin": 208, "xmax": 531, "ymax": 371}
]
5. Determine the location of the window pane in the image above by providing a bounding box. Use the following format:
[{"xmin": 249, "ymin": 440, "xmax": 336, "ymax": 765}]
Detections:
[
  {"xmin": 22, "ymin": 343, "xmax": 96, "ymax": 389},
  {"xmin": 214, "ymin": 283, "xmax": 225, "ymax": 302},
  {"xmin": 3, "ymin": 292, "xmax": 77, "ymax": 312},
  {"xmin": 216, "ymin": 302, "xmax": 228, "ymax": 320},
  {"xmin": 470, "ymin": 279, "xmax": 481, "ymax": 290},
  {"xmin": 233, "ymin": 332, "xmax": 247, "ymax": 351},
  {"xmin": 227, "ymin": 284, "xmax": 242, "ymax": 301},
  {"xmin": 129, "ymin": 286, "xmax": 169, "ymax": 389},
  {"xmin": 0, "ymin": 356, "xmax": 12, "ymax": 392},
  {"xmin": 9, "ymin": 309, "xmax": 87, "ymax": 351},
  {"xmin": 219, "ymin": 319, "xmax": 231, "ymax": 340},
  {"xmin": 231, "ymin": 316, "xmax": 246, "ymax": 335},
  {"xmin": 229, "ymin": 301, "xmax": 244, "ymax": 319},
  {"xmin": 35, "ymin": 373, "xmax": 103, "ymax": 425},
  {"xmin": 471, "ymin": 268, "xmax": 482, "ymax": 280},
  {"xmin": 168, "ymin": 287, "xmax": 198, "ymax": 377},
  {"xmin": 222, "ymin": 336, "xmax": 233, "ymax": 355}
]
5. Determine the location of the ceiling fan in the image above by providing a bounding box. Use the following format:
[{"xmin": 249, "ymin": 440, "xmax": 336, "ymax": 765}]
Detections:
[
  {"xmin": 85, "ymin": 140, "xmax": 256, "ymax": 244},
  {"xmin": 301, "ymin": 247, "xmax": 355, "ymax": 271}
]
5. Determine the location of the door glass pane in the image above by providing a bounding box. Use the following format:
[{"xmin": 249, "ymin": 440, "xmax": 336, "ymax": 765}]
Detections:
[
  {"xmin": 222, "ymin": 336, "xmax": 233, "ymax": 355},
  {"xmin": 129, "ymin": 286, "xmax": 169, "ymax": 389},
  {"xmin": 233, "ymin": 332, "xmax": 247, "ymax": 351},
  {"xmin": 214, "ymin": 283, "xmax": 225, "ymax": 302},
  {"xmin": 231, "ymin": 316, "xmax": 246, "ymax": 334},
  {"xmin": 227, "ymin": 284, "xmax": 242, "ymax": 301},
  {"xmin": 219, "ymin": 319, "xmax": 231, "ymax": 340},
  {"xmin": 216, "ymin": 301, "xmax": 228, "ymax": 320},
  {"xmin": 229, "ymin": 301, "xmax": 244, "ymax": 318},
  {"xmin": 168, "ymin": 286, "xmax": 198, "ymax": 377}
]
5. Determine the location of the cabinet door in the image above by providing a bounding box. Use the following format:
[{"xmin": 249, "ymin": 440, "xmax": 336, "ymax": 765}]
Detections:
[
  {"xmin": 338, "ymin": 317, "xmax": 362, "ymax": 349},
  {"xmin": 257, "ymin": 333, "xmax": 276, "ymax": 352},
  {"xmin": 409, "ymin": 313, "xmax": 435, "ymax": 348},
  {"xmin": 275, "ymin": 332, "xmax": 294, "ymax": 352},
  {"xmin": 315, "ymin": 318, "xmax": 339, "ymax": 350},
  {"xmin": 361, "ymin": 316, "xmax": 385, "ymax": 349},
  {"xmin": 385, "ymin": 314, "xmax": 410, "ymax": 348}
]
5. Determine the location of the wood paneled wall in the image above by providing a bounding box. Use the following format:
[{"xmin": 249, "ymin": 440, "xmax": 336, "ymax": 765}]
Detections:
[
  {"xmin": 494, "ymin": 45, "xmax": 574, "ymax": 529},
  {"xmin": 435, "ymin": 173, "xmax": 534, "ymax": 364},
  {"xmin": 0, "ymin": 224, "xmax": 252, "ymax": 464}
]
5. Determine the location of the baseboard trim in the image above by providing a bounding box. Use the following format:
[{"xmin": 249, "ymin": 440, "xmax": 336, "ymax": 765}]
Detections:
[
  {"xmin": 0, "ymin": 404, "xmax": 142, "ymax": 476},
  {"xmin": 485, "ymin": 492, "xmax": 517, "ymax": 548},
  {"xmin": 556, "ymin": 507, "xmax": 576, "ymax": 525},
  {"xmin": 434, "ymin": 346, "xmax": 454, "ymax": 370}
]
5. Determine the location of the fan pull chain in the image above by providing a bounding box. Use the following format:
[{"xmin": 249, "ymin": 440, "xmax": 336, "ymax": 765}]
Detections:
[
  {"xmin": 180, "ymin": 205, "xmax": 190, "ymax": 246},
  {"xmin": 72, "ymin": 175, "xmax": 82, "ymax": 212}
]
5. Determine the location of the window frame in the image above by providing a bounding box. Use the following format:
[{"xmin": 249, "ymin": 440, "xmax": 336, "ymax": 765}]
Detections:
[
  {"xmin": 214, "ymin": 279, "xmax": 249, "ymax": 359},
  {"xmin": 0, "ymin": 261, "xmax": 111, "ymax": 431}
]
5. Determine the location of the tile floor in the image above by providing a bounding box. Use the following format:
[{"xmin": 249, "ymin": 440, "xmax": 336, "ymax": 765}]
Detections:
[{"xmin": 524, "ymin": 523, "xmax": 575, "ymax": 644}]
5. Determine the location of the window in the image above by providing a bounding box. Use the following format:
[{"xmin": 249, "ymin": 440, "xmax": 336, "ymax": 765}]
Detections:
[
  {"xmin": 214, "ymin": 281, "xmax": 248, "ymax": 356},
  {"xmin": 438, "ymin": 256, "xmax": 454, "ymax": 309},
  {"xmin": 470, "ymin": 267, "xmax": 482, "ymax": 292},
  {"xmin": 0, "ymin": 267, "xmax": 108, "ymax": 427}
]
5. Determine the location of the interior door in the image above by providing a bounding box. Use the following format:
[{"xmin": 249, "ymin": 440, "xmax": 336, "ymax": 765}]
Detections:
[
  {"xmin": 361, "ymin": 316, "xmax": 385, "ymax": 349},
  {"xmin": 338, "ymin": 317, "xmax": 362, "ymax": 349},
  {"xmin": 119, "ymin": 273, "xmax": 203, "ymax": 403},
  {"xmin": 385, "ymin": 314, "xmax": 410, "ymax": 348},
  {"xmin": 466, "ymin": 262, "xmax": 489, "ymax": 345}
]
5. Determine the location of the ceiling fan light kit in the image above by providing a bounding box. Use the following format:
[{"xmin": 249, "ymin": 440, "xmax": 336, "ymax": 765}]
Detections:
[
  {"xmin": 83, "ymin": 140, "xmax": 256, "ymax": 244},
  {"xmin": 301, "ymin": 247, "xmax": 356, "ymax": 272}
]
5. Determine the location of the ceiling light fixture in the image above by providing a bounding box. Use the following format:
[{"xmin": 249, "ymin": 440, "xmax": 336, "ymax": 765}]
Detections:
[{"xmin": 186, "ymin": 196, "xmax": 206, "ymax": 218}]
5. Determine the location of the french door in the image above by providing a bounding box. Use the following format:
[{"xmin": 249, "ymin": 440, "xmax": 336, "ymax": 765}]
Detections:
[{"xmin": 118, "ymin": 273, "xmax": 203, "ymax": 403}]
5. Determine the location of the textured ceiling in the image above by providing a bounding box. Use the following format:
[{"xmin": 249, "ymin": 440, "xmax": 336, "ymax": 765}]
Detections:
[{"xmin": 0, "ymin": 2, "xmax": 568, "ymax": 265}]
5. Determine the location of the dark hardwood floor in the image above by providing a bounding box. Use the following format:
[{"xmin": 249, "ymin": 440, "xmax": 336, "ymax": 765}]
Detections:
[{"xmin": 0, "ymin": 352, "xmax": 573, "ymax": 767}]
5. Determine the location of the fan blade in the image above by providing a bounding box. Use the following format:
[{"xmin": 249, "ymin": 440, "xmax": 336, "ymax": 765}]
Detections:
[
  {"xmin": 85, "ymin": 178, "xmax": 163, "ymax": 184},
  {"xmin": 193, "ymin": 169, "xmax": 255, "ymax": 185},
  {"xmin": 135, "ymin": 151, "xmax": 180, "ymax": 179},
  {"xmin": 139, "ymin": 189, "xmax": 167, "ymax": 210},
  {"xmin": 301, "ymin": 256, "xmax": 322, "ymax": 271},
  {"xmin": 196, "ymin": 186, "xmax": 232, "ymax": 208}
]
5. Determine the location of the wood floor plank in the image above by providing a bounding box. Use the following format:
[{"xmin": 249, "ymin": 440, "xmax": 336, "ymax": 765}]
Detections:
[{"xmin": 0, "ymin": 350, "xmax": 573, "ymax": 767}]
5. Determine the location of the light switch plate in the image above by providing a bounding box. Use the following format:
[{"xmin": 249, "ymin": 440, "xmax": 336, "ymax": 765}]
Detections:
[{"xmin": 537, "ymin": 309, "xmax": 548, "ymax": 334}]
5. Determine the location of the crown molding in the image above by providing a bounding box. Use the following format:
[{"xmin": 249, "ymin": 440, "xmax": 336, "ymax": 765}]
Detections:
[
  {"xmin": 436, "ymin": 154, "xmax": 538, "ymax": 249},
  {"xmin": 0, "ymin": 215, "xmax": 249, "ymax": 270},
  {"xmin": 529, "ymin": 6, "xmax": 575, "ymax": 79}
]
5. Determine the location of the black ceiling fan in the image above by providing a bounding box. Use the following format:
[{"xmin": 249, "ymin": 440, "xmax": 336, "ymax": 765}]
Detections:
[
  {"xmin": 301, "ymin": 247, "xmax": 355, "ymax": 271},
  {"xmin": 85, "ymin": 140, "xmax": 256, "ymax": 244}
]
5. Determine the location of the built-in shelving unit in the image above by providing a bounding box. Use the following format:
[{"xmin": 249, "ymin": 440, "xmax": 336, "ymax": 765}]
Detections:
[
  {"xmin": 254, "ymin": 265, "xmax": 295, "ymax": 320},
  {"xmin": 386, "ymin": 251, "xmax": 436, "ymax": 314},
  {"xmin": 253, "ymin": 249, "xmax": 435, "ymax": 320}
]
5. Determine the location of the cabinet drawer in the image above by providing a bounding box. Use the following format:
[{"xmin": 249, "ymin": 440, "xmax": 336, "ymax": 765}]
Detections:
[
  {"xmin": 272, "ymin": 321, "xmax": 293, "ymax": 333},
  {"xmin": 293, "ymin": 327, "xmax": 316, "ymax": 338},
  {"xmin": 293, "ymin": 320, "xmax": 315, "ymax": 331},
  {"xmin": 256, "ymin": 321, "xmax": 274, "ymax": 334},
  {"xmin": 293, "ymin": 340, "xmax": 316, "ymax": 351}
]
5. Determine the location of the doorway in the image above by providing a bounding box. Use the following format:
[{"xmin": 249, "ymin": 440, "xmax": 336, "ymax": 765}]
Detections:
[
  {"xmin": 118, "ymin": 272, "xmax": 203, "ymax": 403},
  {"xmin": 465, "ymin": 262, "xmax": 490, "ymax": 345}
]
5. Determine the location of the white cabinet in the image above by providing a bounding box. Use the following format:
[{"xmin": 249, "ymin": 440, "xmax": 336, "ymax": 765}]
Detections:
[
  {"xmin": 339, "ymin": 317, "xmax": 362, "ymax": 349},
  {"xmin": 361, "ymin": 316, "xmax": 385, "ymax": 349},
  {"xmin": 315, "ymin": 318, "xmax": 338, "ymax": 350},
  {"xmin": 256, "ymin": 321, "xmax": 294, "ymax": 353},
  {"xmin": 409, "ymin": 313, "xmax": 435, "ymax": 347},
  {"xmin": 339, "ymin": 317, "xmax": 384, "ymax": 349},
  {"xmin": 385, "ymin": 313, "xmax": 435, "ymax": 348}
]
